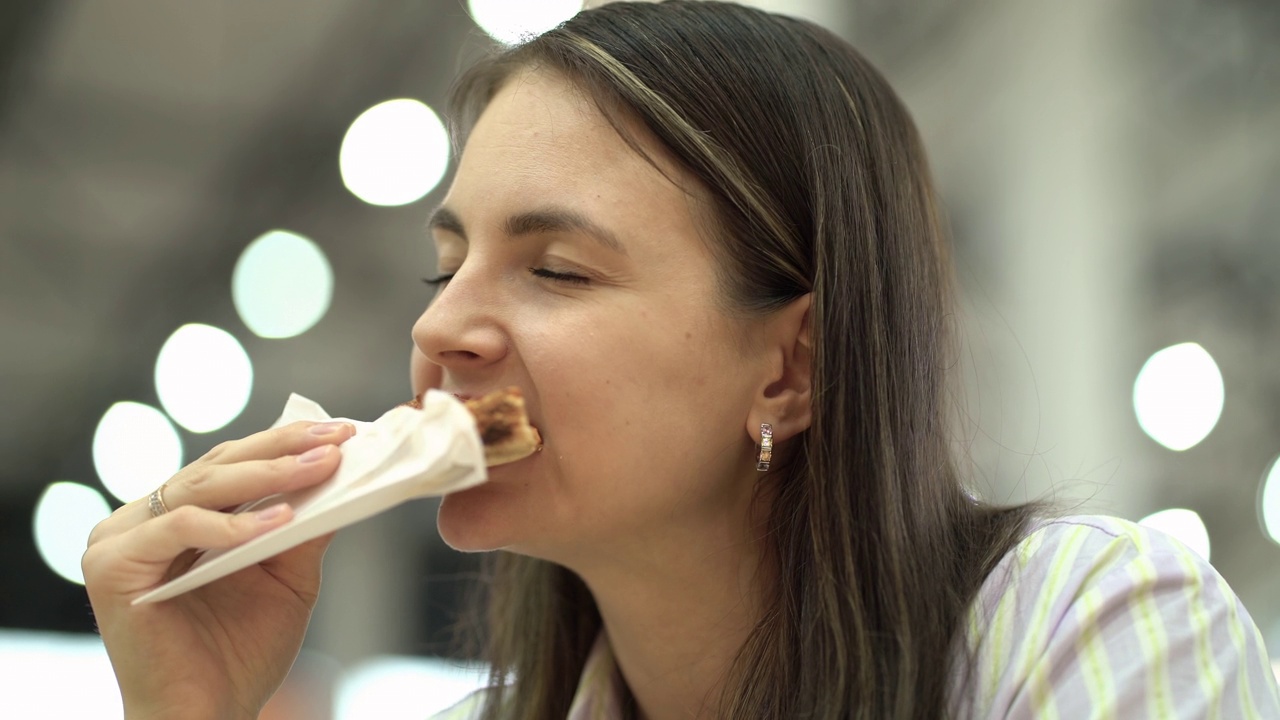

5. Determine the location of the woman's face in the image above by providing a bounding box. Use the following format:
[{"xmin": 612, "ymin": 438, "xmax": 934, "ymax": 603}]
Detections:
[{"xmin": 411, "ymin": 69, "xmax": 770, "ymax": 565}]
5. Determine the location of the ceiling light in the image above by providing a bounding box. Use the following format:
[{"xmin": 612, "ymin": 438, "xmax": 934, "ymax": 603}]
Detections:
[
  {"xmin": 155, "ymin": 323, "xmax": 253, "ymax": 433},
  {"xmin": 93, "ymin": 401, "xmax": 183, "ymax": 503},
  {"xmin": 1138, "ymin": 507, "xmax": 1211, "ymax": 562},
  {"xmin": 1133, "ymin": 342, "xmax": 1224, "ymax": 451},
  {"xmin": 467, "ymin": 0, "xmax": 582, "ymax": 45},
  {"xmin": 32, "ymin": 482, "xmax": 112, "ymax": 584},
  {"xmin": 340, "ymin": 99, "xmax": 448, "ymax": 207},
  {"xmin": 233, "ymin": 230, "xmax": 333, "ymax": 339}
]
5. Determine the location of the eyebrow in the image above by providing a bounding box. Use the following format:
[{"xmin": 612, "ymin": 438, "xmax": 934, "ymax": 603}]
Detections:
[{"xmin": 427, "ymin": 205, "xmax": 628, "ymax": 256}]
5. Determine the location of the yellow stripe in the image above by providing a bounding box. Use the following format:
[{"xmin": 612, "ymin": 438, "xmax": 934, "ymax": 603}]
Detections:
[
  {"xmin": 1010, "ymin": 527, "xmax": 1090, "ymax": 686},
  {"xmin": 1026, "ymin": 653, "xmax": 1061, "ymax": 720},
  {"xmin": 966, "ymin": 600, "xmax": 983, "ymax": 656},
  {"xmin": 1244, "ymin": 619, "xmax": 1280, "ymax": 714},
  {"xmin": 1213, "ymin": 573, "xmax": 1259, "ymax": 716},
  {"xmin": 1014, "ymin": 527, "xmax": 1092, "ymax": 719},
  {"xmin": 1074, "ymin": 586, "xmax": 1116, "ymax": 720},
  {"xmin": 1174, "ymin": 550, "xmax": 1224, "ymax": 719},
  {"xmin": 983, "ymin": 586, "xmax": 1016, "ymax": 704},
  {"xmin": 980, "ymin": 527, "xmax": 1047, "ymax": 704},
  {"xmin": 1126, "ymin": 531, "xmax": 1174, "ymax": 717}
]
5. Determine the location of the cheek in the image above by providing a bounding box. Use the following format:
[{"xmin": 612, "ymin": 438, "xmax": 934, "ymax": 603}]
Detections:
[
  {"xmin": 438, "ymin": 299, "xmax": 756, "ymax": 555},
  {"xmin": 536, "ymin": 306, "xmax": 729, "ymax": 432},
  {"xmin": 528, "ymin": 308, "xmax": 749, "ymax": 509}
]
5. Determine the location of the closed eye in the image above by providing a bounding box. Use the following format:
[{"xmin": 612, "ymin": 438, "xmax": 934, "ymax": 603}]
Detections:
[
  {"xmin": 421, "ymin": 268, "xmax": 591, "ymax": 288},
  {"xmin": 529, "ymin": 267, "xmax": 590, "ymax": 285}
]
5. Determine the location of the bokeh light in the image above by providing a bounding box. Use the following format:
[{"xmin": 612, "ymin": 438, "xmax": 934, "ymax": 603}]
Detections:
[
  {"xmin": 1138, "ymin": 507, "xmax": 1211, "ymax": 562},
  {"xmin": 1132, "ymin": 342, "xmax": 1225, "ymax": 451},
  {"xmin": 335, "ymin": 656, "xmax": 489, "ymax": 720},
  {"xmin": 339, "ymin": 99, "xmax": 449, "ymax": 207},
  {"xmin": 0, "ymin": 630, "xmax": 124, "ymax": 718},
  {"xmin": 155, "ymin": 323, "xmax": 253, "ymax": 433},
  {"xmin": 1261, "ymin": 455, "xmax": 1280, "ymax": 546},
  {"xmin": 467, "ymin": 0, "xmax": 582, "ymax": 45},
  {"xmin": 232, "ymin": 229, "xmax": 333, "ymax": 339},
  {"xmin": 93, "ymin": 401, "xmax": 183, "ymax": 503},
  {"xmin": 32, "ymin": 482, "xmax": 112, "ymax": 584}
]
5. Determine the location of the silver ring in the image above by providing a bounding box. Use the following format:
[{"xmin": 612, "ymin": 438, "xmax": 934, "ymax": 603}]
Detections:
[{"xmin": 148, "ymin": 483, "xmax": 171, "ymax": 518}]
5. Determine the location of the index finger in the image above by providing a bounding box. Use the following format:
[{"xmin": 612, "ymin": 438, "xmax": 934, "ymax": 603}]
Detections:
[{"xmin": 202, "ymin": 420, "xmax": 356, "ymax": 466}]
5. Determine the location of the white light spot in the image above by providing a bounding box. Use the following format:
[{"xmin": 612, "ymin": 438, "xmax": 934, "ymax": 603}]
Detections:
[
  {"xmin": 1139, "ymin": 507, "xmax": 1211, "ymax": 562},
  {"xmin": 33, "ymin": 482, "xmax": 112, "ymax": 585},
  {"xmin": 1261, "ymin": 455, "xmax": 1280, "ymax": 546},
  {"xmin": 93, "ymin": 402, "xmax": 183, "ymax": 502},
  {"xmin": 468, "ymin": 0, "xmax": 582, "ymax": 45},
  {"xmin": 233, "ymin": 230, "xmax": 334, "ymax": 339},
  {"xmin": 340, "ymin": 99, "xmax": 449, "ymax": 207},
  {"xmin": 1132, "ymin": 342, "xmax": 1224, "ymax": 451},
  {"xmin": 155, "ymin": 323, "xmax": 253, "ymax": 433},
  {"xmin": 0, "ymin": 629, "xmax": 124, "ymax": 719},
  {"xmin": 335, "ymin": 656, "xmax": 490, "ymax": 720}
]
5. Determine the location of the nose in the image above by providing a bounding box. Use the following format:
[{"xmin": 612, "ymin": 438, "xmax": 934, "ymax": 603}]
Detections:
[{"xmin": 412, "ymin": 273, "xmax": 509, "ymax": 377}]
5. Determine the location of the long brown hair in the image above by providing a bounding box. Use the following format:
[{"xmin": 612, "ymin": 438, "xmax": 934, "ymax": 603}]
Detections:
[{"xmin": 447, "ymin": 2, "xmax": 1040, "ymax": 717}]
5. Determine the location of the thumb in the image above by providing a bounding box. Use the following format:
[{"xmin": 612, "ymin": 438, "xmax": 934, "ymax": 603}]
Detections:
[{"xmin": 260, "ymin": 532, "xmax": 335, "ymax": 603}]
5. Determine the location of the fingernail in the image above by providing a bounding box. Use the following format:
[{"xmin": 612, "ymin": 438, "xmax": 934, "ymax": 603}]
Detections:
[
  {"xmin": 309, "ymin": 422, "xmax": 349, "ymax": 436},
  {"xmin": 298, "ymin": 445, "xmax": 332, "ymax": 463},
  {"xmin": 255, "ymin": 504, "xmax": 287, "ymax": 522}
]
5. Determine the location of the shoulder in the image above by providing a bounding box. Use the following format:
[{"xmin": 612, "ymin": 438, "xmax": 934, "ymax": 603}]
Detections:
[
  {"xmin": 962, "ymin": 514, "xmax": 1199, "ymax": 670},
  {"xmin": 978, "ymin": 514, "xmax": 1199, "ymax": 599},
  {"xmin": 965, "ymin": 513, "xmax": 1210, "ymax": 650},
  {"xmin": 956, "ymin": 514, "xmax": 1280, "ymax": 719}
]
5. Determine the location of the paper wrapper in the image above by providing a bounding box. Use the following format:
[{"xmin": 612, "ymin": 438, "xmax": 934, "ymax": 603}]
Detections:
[{"xmin": 132, "ymin": 390, "xmax": 487, "ymax": 604}]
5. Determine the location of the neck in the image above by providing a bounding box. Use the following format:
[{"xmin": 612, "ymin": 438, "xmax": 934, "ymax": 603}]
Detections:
[{"xmin": 573, "ymin": 502, "xmax": 774, "ymax": 720}]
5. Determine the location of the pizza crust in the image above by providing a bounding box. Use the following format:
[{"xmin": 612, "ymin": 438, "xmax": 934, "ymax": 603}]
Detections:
[{"xmin": 404, "ymin": 387, "xmax": 542, "ymax": 466}]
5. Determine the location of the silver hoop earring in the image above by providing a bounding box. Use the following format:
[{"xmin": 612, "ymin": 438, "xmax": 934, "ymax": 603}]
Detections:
[{"xmin": 756, "ymin": 423, "xmax": 773, "ymax": 472}]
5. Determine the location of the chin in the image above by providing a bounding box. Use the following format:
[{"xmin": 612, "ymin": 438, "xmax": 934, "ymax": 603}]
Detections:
[{"xmin": 436, "ymin": 482, "xmax": 524, "ymax": 553}]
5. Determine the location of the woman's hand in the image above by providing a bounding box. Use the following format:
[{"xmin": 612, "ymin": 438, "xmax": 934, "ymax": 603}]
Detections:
[{"xmin": 83, "ymin": 420, "xmax": 356, "ymax": 720}]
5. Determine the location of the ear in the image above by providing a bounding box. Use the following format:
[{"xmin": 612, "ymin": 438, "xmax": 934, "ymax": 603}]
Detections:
[{"xmin": 746, "ymin": 293, "xmax": 812, "ymax": 445}]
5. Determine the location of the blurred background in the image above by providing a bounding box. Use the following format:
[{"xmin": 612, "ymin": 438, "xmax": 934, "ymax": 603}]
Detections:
[{"xmin": 1, "ymin": 0, "xmax": 1277, "ymax": 716}]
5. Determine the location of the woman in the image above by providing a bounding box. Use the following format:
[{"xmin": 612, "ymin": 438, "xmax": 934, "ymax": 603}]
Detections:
[{"xmin": 84, "ymin": 2, "xmax": 1279, "ymax": 718}]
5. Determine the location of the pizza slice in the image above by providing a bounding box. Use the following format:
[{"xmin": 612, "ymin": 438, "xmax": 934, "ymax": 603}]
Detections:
[{"xmin": 405, "ymin": 386, "xmax": 542, "ymax": 466}]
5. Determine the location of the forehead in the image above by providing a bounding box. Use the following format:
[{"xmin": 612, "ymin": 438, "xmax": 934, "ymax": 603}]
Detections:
[
  {"xmin": 466, "ymin": 69, "xmax": 642, "ymax": 172},
  {"xmin": 448, "ymin": 69, "xmax": 706, "ymax": 234},
  {"xmin": 470, "ymin": 70, "xmax": 630, "ymax": 163}
]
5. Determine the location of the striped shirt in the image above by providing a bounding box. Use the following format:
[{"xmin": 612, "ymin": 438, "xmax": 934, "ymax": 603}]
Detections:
[{"xmin": 433, "ymin": 515, "xmax": 1280, "ymax": 718}]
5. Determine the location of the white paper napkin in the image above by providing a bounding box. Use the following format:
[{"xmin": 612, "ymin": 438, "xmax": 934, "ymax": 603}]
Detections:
[{"xmin": 133, "ymin": 390, "xmax": 487, "ymax": 604}]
